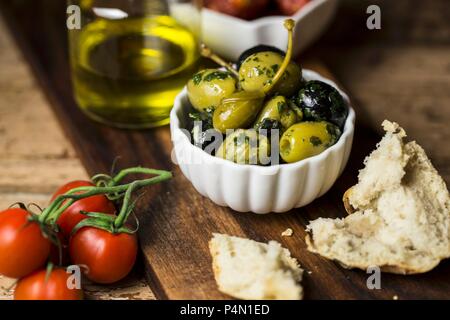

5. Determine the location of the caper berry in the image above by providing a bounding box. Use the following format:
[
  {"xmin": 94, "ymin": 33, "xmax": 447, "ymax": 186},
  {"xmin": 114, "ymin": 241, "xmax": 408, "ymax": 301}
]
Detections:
[{"xmin": 212, "ymin": 90, "xmax": 265, "ymax": 133}]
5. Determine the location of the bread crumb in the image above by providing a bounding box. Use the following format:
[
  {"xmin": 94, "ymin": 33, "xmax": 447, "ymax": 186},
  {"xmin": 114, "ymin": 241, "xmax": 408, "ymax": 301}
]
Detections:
[
  {"xmin": 307, "ymin": 271, "xmax": 313, "ymax": 275},
  {"xmin": 282, "ymin": 228, "xmax": 293, "ymax": 237},
  {"xmin": 393, "ymin": 295, "xmax": 398, "ymax": 300}
]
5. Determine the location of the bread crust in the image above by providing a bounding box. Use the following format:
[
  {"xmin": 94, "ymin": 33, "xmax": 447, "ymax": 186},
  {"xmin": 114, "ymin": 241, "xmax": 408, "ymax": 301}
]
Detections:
[{"xmin": 342, "ymin": 187, "xmax": 355, "ymax": 214}]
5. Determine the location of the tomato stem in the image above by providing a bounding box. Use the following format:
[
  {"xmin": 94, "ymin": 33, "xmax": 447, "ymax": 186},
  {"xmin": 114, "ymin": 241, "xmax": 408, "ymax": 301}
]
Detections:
[
  {"xmin": 111, "ymin": 167, "xmax": 171, "ymax": 185},
  {"xmin": 113, "ymin": 181, "xmax": 139, "ymax": 230},
  {"xmin": 45, "ymin": 262, "xmax": 54, "ymax": 283},
  {"xmin": 39, "ymin": 167, "xmax": 172, "ymax": 226}
]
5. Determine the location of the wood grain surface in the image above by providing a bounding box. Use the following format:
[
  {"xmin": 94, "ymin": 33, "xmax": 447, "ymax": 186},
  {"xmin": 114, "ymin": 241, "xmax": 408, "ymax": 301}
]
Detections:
[{"xmin": 0, "ymin": 0, "xmax": 449, "ymax": 300}]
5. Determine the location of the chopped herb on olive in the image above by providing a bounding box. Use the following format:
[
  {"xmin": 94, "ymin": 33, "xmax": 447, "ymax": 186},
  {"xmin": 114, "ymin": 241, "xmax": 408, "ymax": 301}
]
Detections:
[
  {"xmin": 310, "ymin": 136, "xmax": 322, "ymax": 146},
  {"xmin": 189, "ymin": 109, "xmax": 219, "ymax": 151},
  {"xmin": 192, "ymin": 72, "xmax": 203, "ymax": 85},
  {"xmin": 256, "ymin": 118, "xmax": 282, "ymax": 131},
  {"xmin": 326, "ymin": 123, "xmax": 341, "ymax": 138},
  {"xmin": 277, "ymin": 101, "xmax": 289, "ymax": 114},
  {"xmin": 203, "ymin": 70, "xmax": 232, "ymax": 82},
  {"xmin": 270, "ymin": 64, "xmax": 279, "ymax": 74},
  {"xmin": 255, "ymin": 66, "xmax": 264, "ymax": 76},
  {"xmin": 237, "ymin": 44, "xmax": 285, "ymax": 69},
  {"xmin": 255, "ymin": 118, "xmax": 282, "ymax": 142}
]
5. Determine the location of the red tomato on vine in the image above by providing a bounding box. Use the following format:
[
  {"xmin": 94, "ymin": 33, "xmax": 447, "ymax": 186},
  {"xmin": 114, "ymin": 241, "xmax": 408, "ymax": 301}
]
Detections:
[
  {"xmin": 69, "ymin": 227, "xmax": 138, "ymax": 284},
  {"xmin": 0, "ymin": 208, "xmax": 51, "ymax": 278},
  {"xmin": 14, "ymin": 267, "xmax": 83, "ymax": 300},
  {"xmin": 51, "ymin": 180, "xmax": 116, "ymax": 238}
]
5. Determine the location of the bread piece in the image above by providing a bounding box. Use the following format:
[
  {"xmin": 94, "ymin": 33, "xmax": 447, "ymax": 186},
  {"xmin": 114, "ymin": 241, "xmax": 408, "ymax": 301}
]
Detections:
[
  {"xmin": 209, "ymin": 233, "xmax": 303, "ymax": 300},
  {"xmin": 307, "ymin": 120, "xmax": 450, "ymax": 274}
]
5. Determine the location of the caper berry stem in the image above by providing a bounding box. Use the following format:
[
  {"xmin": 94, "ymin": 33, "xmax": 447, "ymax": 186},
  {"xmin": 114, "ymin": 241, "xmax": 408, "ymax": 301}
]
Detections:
[
  {"xmin": 200, "ymin": 44, "xmax": 239, "ymax": 77},
  {"xmin": 263, "ymin": 19, "xmax": 295, "ymax": 95}
]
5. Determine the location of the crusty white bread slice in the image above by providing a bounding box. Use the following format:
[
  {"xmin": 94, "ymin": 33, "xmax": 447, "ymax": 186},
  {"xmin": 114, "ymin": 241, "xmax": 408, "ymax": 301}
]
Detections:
[
  {"xmin": 307, "ymin": 120, "xmax": 450, "ymax": 274},
  {"xmin": 209, "ymin": 233, "xmax": 303, "ymax": 300}
]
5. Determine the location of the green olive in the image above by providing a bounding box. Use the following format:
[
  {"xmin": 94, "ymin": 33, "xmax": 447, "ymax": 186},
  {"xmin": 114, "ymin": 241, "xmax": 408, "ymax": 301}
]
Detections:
[
  {"xmin": 187, "ymin": 69, "xmax": 236, "ymax": 112},
  {"xmin": 213, "ymin": 90, "xmax": 265, "ymax": 133},
  {"xmin": 254, "ymin": 96, "xmax": 300, "ymax": 131},
  {"xmin": 279, "ymin": 121, "xmax": 341, "ymax": 163},
  {"xmin": 238, "ymin": 52, "xmax": 302, "ymax": 97},
  {"xmin": 216, "ymin": 129, "xmax": 271, "ymax": 165}
]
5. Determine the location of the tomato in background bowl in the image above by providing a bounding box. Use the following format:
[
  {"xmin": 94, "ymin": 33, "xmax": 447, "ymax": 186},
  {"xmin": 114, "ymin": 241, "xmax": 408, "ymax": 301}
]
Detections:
[
  {"xmin": 277, "ymin": 0, "xmax": 311, "ymax": 16},
  {"xmin": 205, "ymin": 0, "xmax": 270, "ymax": 20}
]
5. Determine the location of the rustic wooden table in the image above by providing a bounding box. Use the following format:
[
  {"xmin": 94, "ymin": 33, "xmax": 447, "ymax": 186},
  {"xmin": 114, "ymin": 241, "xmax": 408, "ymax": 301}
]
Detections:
[{"xmin": 0, "ymin": 0, "xmax": 448, "ymax": 299}]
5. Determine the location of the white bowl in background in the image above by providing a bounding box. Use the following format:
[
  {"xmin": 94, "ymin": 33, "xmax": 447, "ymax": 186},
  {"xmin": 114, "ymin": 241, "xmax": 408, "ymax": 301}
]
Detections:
[
  {"xmin": 202, "ymin": 0, "xmax": 339, "ymax": 61},
  {"xmin": 170, "ymin": 69, "xmax": 355, "ymax": 214}
]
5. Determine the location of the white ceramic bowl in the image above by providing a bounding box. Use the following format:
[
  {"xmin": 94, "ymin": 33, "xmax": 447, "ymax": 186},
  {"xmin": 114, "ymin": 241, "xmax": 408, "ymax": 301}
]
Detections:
[
  {"xmin": 202, "ymin": 0, "xmax": 339, "ymax": 61},
  {"xmin": 170, "ymin": 69, "xmax": 355, "ymax": 214}
]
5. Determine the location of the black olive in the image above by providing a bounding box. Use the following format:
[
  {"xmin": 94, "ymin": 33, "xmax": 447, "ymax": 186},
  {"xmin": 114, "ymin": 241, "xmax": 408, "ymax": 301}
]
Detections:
[
  {"xmin": 295, "ymin": 80, "xmax": 348, "ymax": 128},
  {"xmin": 236, "ymin": 45, "xmax": 285, "ymax": 69}
]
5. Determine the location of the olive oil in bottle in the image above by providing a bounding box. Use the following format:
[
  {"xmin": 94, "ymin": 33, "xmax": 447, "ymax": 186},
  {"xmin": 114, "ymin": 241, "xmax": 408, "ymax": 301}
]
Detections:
[{"xmin": 69, "ymin": 15, "xmax": 200, "ymax": 128}]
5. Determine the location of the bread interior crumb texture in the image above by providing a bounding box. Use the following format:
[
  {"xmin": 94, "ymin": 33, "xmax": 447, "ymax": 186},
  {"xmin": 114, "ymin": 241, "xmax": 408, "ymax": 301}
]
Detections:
[
  {"xmin": 209, "ymin": 233, "xmax": 303, "ymax": 299},
  {"xmin": 307, "ymin": 120, "xmax": 450, "ymax": 274}
]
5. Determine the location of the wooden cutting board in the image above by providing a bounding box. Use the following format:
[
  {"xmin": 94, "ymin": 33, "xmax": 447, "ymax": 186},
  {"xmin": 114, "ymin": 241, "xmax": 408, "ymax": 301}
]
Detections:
[{"xmin": 2, "ymin": 1, "xmax": 449, "ymax": 300}]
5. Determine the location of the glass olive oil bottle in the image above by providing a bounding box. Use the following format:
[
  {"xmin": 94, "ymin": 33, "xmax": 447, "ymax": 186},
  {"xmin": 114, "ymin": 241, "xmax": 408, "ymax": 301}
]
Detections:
[{"xmin": 69, "ymin": 3, "xmax": 201, "ymax": 128}]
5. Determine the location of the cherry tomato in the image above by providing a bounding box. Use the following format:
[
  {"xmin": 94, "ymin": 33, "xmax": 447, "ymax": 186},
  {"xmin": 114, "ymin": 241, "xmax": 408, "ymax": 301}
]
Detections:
[
  {"xmin": 0, "ymin": 208, "xmax": 51, "ymax": 278},
  {"xmin": 14, "ymin": 267, "xmax": 83, "ymax": 300},
  {"xmin": 69, "ymin": 227, "xmax": 137, "ymax": 284},
  {"xmin": 51, "ymin": 180, "xmax": 116, "ymax": 238}
]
